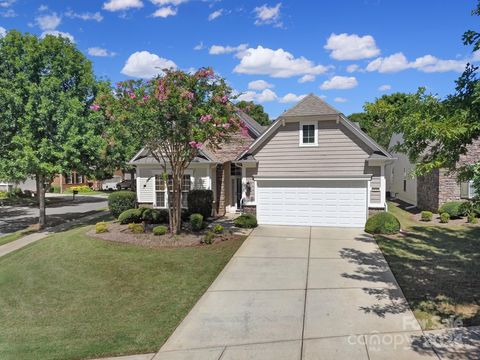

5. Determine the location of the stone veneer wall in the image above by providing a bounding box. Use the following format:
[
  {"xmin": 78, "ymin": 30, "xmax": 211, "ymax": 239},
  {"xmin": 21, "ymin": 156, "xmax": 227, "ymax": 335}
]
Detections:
[
  {"xmin": 417, "ymin": 169, "xmax": 440, "ymax": 212},
  {"xmin": 243, "ymin": 205, "xmax": 257, "ymax": 215}
]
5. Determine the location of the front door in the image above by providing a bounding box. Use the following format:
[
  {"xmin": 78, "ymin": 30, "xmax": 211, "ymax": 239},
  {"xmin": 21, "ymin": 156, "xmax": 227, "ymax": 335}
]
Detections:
[{"xmin": 230, "ymin": 177, "xmax": 242, "ymax": 210}]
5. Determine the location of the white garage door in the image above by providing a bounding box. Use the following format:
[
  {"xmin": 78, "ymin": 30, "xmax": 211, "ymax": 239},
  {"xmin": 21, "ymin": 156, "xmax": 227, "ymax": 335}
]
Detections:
[{"xmin": 256, "ymin": 180, "xmax": 368, "ymax": 227}]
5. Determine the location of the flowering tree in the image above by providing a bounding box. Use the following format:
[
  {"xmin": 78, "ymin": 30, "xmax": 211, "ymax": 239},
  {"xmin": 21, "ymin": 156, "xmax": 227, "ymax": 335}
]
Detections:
[{"xmin": 96, "ymin": 68, "xmax": 242, "ymax": 234}]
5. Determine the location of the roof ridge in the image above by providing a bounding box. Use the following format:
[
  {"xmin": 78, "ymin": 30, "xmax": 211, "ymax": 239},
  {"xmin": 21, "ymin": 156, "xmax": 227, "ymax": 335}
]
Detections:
[{"xmin": 282, "ymin": 93, "xmax": 340, "ymax": 117}]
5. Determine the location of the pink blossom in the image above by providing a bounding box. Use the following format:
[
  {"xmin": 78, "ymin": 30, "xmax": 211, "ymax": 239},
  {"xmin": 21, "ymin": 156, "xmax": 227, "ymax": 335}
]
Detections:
[
  {"xmin": 90, "ymin": 104, "xmax": 101, "ymax": 111},
  {"xmin": 196, "ymin": 68, "xmax": 214, "ymax": 78},
  {"xmin": 221, "ymin": 95, "xmax": 228, "ymax": 104},
  {"xmin": 222, "ymin": 123, "xmax": 230, "ymax": 129},
  {"xmin": 187, "ymin": 103, "xmax": 193, "ymax": 110},
  {"xmin": 142, "ymin": 95, "xmax": 150, "ymax": 101},
  {"xmin": 200, "ymin": 114, "xmax": 213, "ymax": 123},
  {"xmin": 188, "ymin": 141, "xmax": 203, "ymax": 149},
  {"xmin": 128, "ymin": 91, "xmax": 136, "ymax": 99},
  {"xmin": 181, "ymin": 91, "xmax": 194, "ymax": 100},
  {"xmin": 241, "ymin": 127, "xmax": 249, "ymax": 137}
]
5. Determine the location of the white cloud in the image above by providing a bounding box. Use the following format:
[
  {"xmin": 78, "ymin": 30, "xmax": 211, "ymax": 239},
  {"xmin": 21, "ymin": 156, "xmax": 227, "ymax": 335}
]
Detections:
[
  {"xmin": 208, "ymin": 9, "xmax": 223, "ymax": 20},
  {"xmin": 152, "ymin": 6, "xmax": 177, "ymax": 17},
  {"xmin": 103, "ymin": 0, "xmax": 143, "ymax": 12},
  {"xmin": 0, "ymin": 8, "xmax": 15, "ymax": 17},
  {"xmin": 320, "ymin": 76, "xmax": 358, "ymax": 90},
  {"xmin": 248, "ymin": 79, "xmax": 274, "ymax": 91},
  {"xmin": 193, "ymin": 41, "xmax": 204, "ymax": 50},
  {"xmin": 41, "ymin": 30, "xmax": 75, "ymax": 42},
  {"xmin": 279, "ymin": 93, "xmax": 307, "ymax": 103},
  {"xmin": 254, "ymin": 3, "xmax": 282, "ymax": 27},
  {"xmin": 0, "ymin": 26, "xmax": 6, "ymax": 37},
  {"xmin": 35, "ymin": 13, "xmax": 61, "ymax": 31},
  {"xmin": 366, "ymin": 52, "xmax": 468, "ymax": 73},
  {"xmin": 378, "ymin": 84, "xmax": 391, "ymax": 91},
  {"xmin": 0, "ymin": 0, "xmax": 15, "ymax": 8},
  {"xmin": 334, "ymin": 97, "xmax": 347, "ymax": 103},
  {"xmin": 88, "ymin": 47, "xmax": 116, "ymax": 57},
  {"xmin": 209, "ymin": 43, "xmax": 248, "ymax": 55},
  {"xmin": 234, "ymin": 46, "xmax": 331, "ymax": 78},
  {"xmin": 236, "ymin": 91, "xmax": 256, "ymax": 102},
  {"xmin": 121, "ymin": 50, "xmax": 177, "ymax": 78},
  {"xmin": 65, "ymin": 11, "xmax": 103, "ymax": 22},
  {"xmin": 298, "ymin": 74, "xmax": 315, "ymax": 83},
  {"xmin": 324, "ymin": 33, "xmax": 380, "ymax": 60},
  {"xmin": 257, "ymin": 89, "xmax": 277, "ymax": 102},
  {"xmin": 38, "ymin": 5, "xmax": 48, "ymax": 11},
  {"xmin": 346, "ymin": 64, "xmax": 359, "ymax": 73},
  {"xmin": 366, "ymin": 52, "xmax": 409, "ymax": 73}
]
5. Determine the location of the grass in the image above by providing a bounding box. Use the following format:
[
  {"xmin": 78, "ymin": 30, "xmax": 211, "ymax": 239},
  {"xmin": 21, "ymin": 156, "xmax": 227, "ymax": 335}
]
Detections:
[
  {"xmin": 376, "ymin": 201, "xmax": 480, "ymax": 329},
  {"xmin": 0, "ymin": 228, "xmax": 37, "ymax": 246},
  {"xmin": 0, "ymin": 225, "xmax": 245, "ymax": 360}
]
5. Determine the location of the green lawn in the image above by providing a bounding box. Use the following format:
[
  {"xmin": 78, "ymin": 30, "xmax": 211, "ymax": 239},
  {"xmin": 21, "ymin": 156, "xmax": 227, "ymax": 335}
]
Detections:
[
  {"xmin": 376, "ymin": 202, "xmax": 480, "ymax": 329},
  {"xmin": 0, "ymin": 225, "xmax": 244, "ymax": 360},
  {"xmin": 0, "ymin": 229, "xmax": 36, "ymax": 246}
]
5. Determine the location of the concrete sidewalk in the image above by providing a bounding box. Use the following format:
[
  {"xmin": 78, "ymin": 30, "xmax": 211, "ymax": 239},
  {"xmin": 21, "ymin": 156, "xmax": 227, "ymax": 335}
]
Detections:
[
  {"xmin": 0, "ymin": 210, "xmax": 109, "ymax": 258},
  {"xmin": 152, "ymin": 225, "xmax": 479, "ymax": 359}
]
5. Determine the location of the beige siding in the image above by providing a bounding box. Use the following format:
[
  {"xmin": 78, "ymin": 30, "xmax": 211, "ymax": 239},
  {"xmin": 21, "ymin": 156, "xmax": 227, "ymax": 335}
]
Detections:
[
  {"xmin": 255, "ymin": 120, "xmax": 371, "ymax": 176},
  {"xmin": 365, "ymin": 165, "xmax": 381, "ymax": 203}
]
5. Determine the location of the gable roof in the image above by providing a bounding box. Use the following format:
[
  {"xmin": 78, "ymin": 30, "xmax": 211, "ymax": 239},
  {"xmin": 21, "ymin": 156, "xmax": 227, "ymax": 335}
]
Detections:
[
  {"xmin": 282, "ymin": 93, "xmax": 341, "ymax": 117},
  {"xmin": 237, "ymin": 94, "xmax": 393, "ymax": 160},
  {"xmin": 129, "ymin": 110, "xmax": 265, "ymax": 165}
]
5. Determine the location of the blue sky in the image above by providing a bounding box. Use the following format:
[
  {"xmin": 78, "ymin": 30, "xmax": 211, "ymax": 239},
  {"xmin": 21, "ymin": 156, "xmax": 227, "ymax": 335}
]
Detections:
[{"xmin": 0, "ymin": 0, "xmax": 478, "ymax": 118}]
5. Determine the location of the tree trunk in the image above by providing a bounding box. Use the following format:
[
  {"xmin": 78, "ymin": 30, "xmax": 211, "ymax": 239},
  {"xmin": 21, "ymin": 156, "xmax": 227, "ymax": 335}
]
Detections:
[
  {"xmin": 169, "ymin": 173, "xmax": 183, "ymax": 235},
  {"xmin": 37, "ymin": 174, "xmax": 46, "ymax": 229}
]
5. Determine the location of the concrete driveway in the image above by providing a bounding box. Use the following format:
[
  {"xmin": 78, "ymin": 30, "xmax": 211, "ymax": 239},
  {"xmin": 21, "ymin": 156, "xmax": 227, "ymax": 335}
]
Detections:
[{"xmin": 154, "ymin": 225, "xmax": 442, "ymax": 359}]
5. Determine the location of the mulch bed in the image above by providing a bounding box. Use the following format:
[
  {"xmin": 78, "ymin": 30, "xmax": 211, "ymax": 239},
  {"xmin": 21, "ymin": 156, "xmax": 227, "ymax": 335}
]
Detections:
[
  {"xmin": 411, "ymin": 212, "xmax": 479, "ymax": 227},
  {"xmin": 88, "ymin": 222, "xmax": 244, "ymax": 248}
]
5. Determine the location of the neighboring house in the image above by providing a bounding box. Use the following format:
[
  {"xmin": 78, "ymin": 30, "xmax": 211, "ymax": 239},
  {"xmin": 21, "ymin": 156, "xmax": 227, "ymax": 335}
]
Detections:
[
  {"xmin": 0, "ymin": 178, "xmax": 36, "ymax": 193},
  {"xmin": 131, "ymin": 94, "xmax": 394, "ymax": 227},
  {"xmin": 386, "ymin": 133, "xmax": 479, "ymax": 211},
  {"xmin": 51, "ymin": 170, "xmax": 133, "ymax": 193}
]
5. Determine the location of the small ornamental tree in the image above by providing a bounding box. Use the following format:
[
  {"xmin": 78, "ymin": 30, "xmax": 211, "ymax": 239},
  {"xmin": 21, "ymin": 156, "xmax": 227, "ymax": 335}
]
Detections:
[{"xmin": 97, "ymin": 68, "xmax": 242, "ymax": 234}]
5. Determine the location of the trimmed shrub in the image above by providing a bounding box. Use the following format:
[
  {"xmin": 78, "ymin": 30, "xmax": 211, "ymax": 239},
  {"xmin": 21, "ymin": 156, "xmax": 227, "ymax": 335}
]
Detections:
[
  {"xmin": 203, "ymin": 231, "xmax": 215, "ymax": 245},
  {"xmin": 95, "ymin": 221, "xmax": 108, "ymax": 233},
  {"xmin": 153, "ymin": 225, "xmax": 168, "ymax": 235},
  {"xmin": 213, "ymin": 224, "xmax": 224, "ymax": 234},
  {"xmin": 187, "ymin": 190, "xmax": 213, "ymax": 219},
  {"xmin": 128, "ymin": 223, "xmax": 144, "ymax": 233},
  {"xmin": 365, "ymin": 212, "xmax": 401, "ymax": 235},
  {"xmin": 190, "ymin": 213, "xmax": 204, "ymax": 232},
  {"xmin": 440, "ymin": 212, "xmax": 450, "ymax": 223},
  {"xmin": 118, "ymin": 208, "xmax": 143, "ymax": 225},
  {"xmin": 467, "ymin": 214, "xmax": 478, "ymax": 224},
  {"xmin": 420, "ymin": 211, "xmax": 433, "ymax": 222},
  {"xmin": 142, "ymin": 208, "xmax": 168, "ymax": 224},
  {"xmin": 108, "ymin": 191, "xmax": 137, "ymax": 218},
  {"xmin": 439, "ymin": 201, "xmax": 466, "ymax": 218},
  {"xmin": 66, "ymin": 185, "xmax": 92, "ymax": 193},
  {"xmin": 234, "ymin": 214, "xmax": 258, "ymax": 228}
]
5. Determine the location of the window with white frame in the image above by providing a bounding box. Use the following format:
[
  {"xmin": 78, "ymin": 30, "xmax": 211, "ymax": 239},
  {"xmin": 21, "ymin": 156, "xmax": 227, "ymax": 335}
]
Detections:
[
  {"xmin": 460, "ymin": 180, "xmax": 477, "ymax": 199},
  {"xmin": 299, "ymin": 121, "xmax": 318, "ymax": 146},
  {"xmin": 155, "ymin": 174, "xmax": 191, "ymax": 208}
]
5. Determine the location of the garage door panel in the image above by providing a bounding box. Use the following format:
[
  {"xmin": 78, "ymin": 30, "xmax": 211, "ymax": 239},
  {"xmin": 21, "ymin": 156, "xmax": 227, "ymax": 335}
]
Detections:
[{"xmin": 256, "ymin": 180, "xmax": 367, "ymax": 227}]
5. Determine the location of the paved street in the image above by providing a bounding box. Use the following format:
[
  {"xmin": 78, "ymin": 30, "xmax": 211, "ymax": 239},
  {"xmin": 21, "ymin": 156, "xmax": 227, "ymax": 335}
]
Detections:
[
  {"xmin": 152, "ymin": 225, "xmax": 479, "ymax": 360},
  {"xmin": 0, "ymin": 194, "xmax": 108, "ymax": 236}
]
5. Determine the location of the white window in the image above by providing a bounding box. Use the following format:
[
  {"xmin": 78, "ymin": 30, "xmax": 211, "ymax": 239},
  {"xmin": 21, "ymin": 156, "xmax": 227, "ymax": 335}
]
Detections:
[
  {"xmin": 299, "ymin": 121, "xmax": 318, "ymax": 147},
  {"xmin": 155, "ymin": 174, "xmax": 191, "ymax": 208},
  {"xmin": 460, "ymin": 180, "xmax": 477, "ymax": 199}
]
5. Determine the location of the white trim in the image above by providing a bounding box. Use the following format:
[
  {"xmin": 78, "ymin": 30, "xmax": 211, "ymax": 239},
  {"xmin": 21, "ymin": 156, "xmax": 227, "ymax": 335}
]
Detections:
[
  {"xmin": 299, "ymin": 120, "xmax": 318, "ymax": 147},
  {"xmin": 255, "ymin": 176, "xmax": 372, "ymax": 181},
  {"xmin": 380, "ymin": 164, "xmax": 386, "ymax": 206},
  {"xmin": 367, "ymin": 179, "xmax": 372, "ymax": 207}
]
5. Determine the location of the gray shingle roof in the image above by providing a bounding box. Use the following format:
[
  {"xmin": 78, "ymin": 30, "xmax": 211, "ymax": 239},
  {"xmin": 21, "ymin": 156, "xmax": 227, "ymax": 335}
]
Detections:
[{"xmin": 281, "ymin": 94, "xmax": 340, "ymax": 117}]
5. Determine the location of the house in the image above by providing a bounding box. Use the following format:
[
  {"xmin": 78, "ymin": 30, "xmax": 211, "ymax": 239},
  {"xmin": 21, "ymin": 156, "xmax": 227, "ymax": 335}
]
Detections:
[
  {"xmin": 131, "ymin": 94, "xmax": 394, "ymax": 227},
  {"xmin": 50, "ymin": 170, "xmax": 133, "ymax": 193},
  {"xmin": 386, "ymin": 133, "xmax": 479, "ymax": 211}
]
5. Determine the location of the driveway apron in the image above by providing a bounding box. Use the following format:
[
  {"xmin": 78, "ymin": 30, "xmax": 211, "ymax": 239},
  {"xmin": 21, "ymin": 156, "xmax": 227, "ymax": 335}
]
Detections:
[{"xmin": 154, "ymin": 225, "xmax": 442, "ymax": 359}]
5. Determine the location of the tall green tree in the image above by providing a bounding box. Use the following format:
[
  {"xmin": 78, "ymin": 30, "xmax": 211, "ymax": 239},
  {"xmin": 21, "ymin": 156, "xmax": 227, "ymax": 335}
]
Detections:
[
  {"xmin": 0, "ymin": 31, "xmax": 107, "ymax": 228},
  {"xmin": 349, "ymin": 93, "xmax": 409, "ymax": 149},
  {"xmin": 236, "ymin": 100, "xmax": 270, "ymax": 126},
  {"xmin": 97, "ymin": 69, "xmax": 241, "ymax": 234}
]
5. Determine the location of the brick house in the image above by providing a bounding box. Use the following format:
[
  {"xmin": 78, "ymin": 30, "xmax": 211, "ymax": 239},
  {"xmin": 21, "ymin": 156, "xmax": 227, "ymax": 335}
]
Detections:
[{"xmin": 386, "ymin": 133, "xmax": 479, "ymax": 211}]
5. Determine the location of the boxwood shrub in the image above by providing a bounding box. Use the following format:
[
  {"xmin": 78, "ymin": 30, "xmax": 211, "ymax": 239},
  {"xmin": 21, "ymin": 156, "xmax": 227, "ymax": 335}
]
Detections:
[
  {"xmin": 420, "ymin": 211, "xmax": 433, "ymax": 222},
  {"xmin": 95, "ymin": 221, "xmax": 108, "ymax": 233},
  {"xmin": 365, "ymin": 212, "xmax": 400, "ymax": 235},
  {"xmin": 128, "ymin": 223, "xmax": 144, "ymax": 233},
  {"xmin": 118, "ymin": 208, "xmax": 143, "ymax": 225},
  {"xmin": 440, "ymin": 212, "xmax": 450, "ymax": 223},
  {"xmin": 153, "ymin": 225, "xmax": 168, "ymax": 235},
  {"xmin": 187, "ymin": 190, "xmax": 213, "ymax": 219},
  {"xmin": 439, "ymin": 201, "xmax": 466, "ymax": 218},
  {"xmin": 108, "ymin": 191, "xmax": 137, "ymax": 218},
  {"xmin": 190, "ymin": 213, "xmax": 204, "ymax": 232},
  {"xmin": 234, "ymin": 214, "xmax": 258, "ymax": 228}
]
